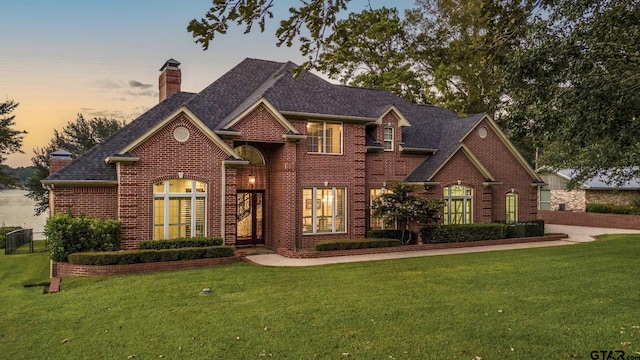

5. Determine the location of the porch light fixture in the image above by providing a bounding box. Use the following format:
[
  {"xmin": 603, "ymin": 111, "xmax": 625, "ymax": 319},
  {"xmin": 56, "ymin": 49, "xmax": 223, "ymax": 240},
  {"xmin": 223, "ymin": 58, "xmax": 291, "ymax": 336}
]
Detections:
[{"xmin": 248, "ymin": 173, "xmax": 256, "ymax": 186}]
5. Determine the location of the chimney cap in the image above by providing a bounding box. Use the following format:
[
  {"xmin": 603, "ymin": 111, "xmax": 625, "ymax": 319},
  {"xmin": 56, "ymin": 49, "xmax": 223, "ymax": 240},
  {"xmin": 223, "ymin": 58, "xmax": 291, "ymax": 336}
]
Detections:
[
  {"xmin": 50, "ymin": 150, "xmax": 72, "ymax": 159},
  {"xmin": 160, "ymin": 58, "xmax": 181, "ymax": 71}
]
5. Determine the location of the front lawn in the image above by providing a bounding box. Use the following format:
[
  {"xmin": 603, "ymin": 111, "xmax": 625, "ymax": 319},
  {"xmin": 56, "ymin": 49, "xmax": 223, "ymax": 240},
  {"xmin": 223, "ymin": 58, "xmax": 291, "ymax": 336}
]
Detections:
[{"xmin": 1, "ymin": 235, "xmax": 639, "ymax": 359}]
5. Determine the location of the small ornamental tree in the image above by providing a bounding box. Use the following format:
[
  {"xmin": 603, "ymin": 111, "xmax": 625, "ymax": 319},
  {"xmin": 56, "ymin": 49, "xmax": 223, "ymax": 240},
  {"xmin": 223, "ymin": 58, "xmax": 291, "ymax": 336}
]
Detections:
[{"xmin": 370, "ymin": 181, "xmax": 442, "ymax": 244}]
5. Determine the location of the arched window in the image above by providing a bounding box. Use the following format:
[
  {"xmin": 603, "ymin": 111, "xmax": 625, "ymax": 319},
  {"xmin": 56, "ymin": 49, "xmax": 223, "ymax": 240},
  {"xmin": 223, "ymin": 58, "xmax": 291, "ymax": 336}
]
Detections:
[
  {"xmin": 153, "ymin": 179, "xmax": 206, "ymax": 240},
  {"xmin": 506, "ymin": 193, "xmax": 518, "ymax": 223},
  {"xmin": 234, "ymin": 145, "xmax": 265, "ymax": 165},
  {"xmin": 443, "ymin": 185, "xmax": 473, "ymax": 225}
]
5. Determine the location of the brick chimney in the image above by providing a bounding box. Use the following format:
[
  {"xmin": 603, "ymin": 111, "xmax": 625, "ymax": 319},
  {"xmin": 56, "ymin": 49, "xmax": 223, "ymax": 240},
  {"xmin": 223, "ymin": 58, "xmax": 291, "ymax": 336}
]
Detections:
[
  {"xmin": 159, "ymin": 58, "xmax": 181, "ymax": 102},
  {"xmin": 49, "ymin": 150, "xmax": 73, "ymax": 175}
]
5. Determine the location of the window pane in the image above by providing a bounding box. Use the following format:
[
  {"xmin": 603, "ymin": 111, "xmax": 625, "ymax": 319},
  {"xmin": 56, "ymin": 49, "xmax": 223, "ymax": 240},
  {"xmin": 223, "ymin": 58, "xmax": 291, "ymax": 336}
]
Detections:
[
  {"xmin": 370, "ymin": 189, "xmax": 382, "ymax": 230},
  {"xmin": 154, "ymin": 198, "xmax": 165, "ymax": 240},
  {"xmin": 195, "ymin": 198, "xmax": 205, "ymax": 236},
  {"xmin": 154, "ymin": 182, "xmax": 165, "ymax": 194},
  {"xmin": 194, "ymin": 181, "xmax": 206, "ymax": 193},
  {"xmin": 318, "ymin": 188, "xmax": 333, "ymax": 232},
  {"xmin": 325, "ymin": 123, "xmax": 342, "ymax": 154},
  {"xmin": 303, "ymin": 188, "xmax": 313, "ymax": 233},
  {"xmin": 451, "ymin": 185, "xmax": 464, "ymax": 196},
  {"xmin": 336, "ymin": 188, "xmax": 345, "ymax": 232},
  {"xmin": 168, "ymin": 179, "xmax": 191, "ymax": 193},
  {"xmin": 307, "ymin": 122, "xmax": 322, "ymax": 153},
  {"xmin": 169, "ymin": 198, "xmax": 190, "ymax": 239},
  {"xmin": 506, "ymin": 194, "xmax": 517, "ymax": 223}
]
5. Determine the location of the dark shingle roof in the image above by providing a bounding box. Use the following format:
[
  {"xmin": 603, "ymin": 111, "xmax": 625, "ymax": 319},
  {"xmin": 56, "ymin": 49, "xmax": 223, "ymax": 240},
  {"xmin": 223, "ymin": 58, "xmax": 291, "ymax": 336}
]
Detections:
[{"xmin": 45, "ymin": 58, "xmax": 482, "ymax": 182}]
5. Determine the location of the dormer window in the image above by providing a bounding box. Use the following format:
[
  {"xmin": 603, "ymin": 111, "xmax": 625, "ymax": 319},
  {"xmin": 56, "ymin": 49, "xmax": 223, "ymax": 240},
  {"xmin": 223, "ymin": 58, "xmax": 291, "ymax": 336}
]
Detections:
[{"xmin": 383, "ymin": 127, "xmax": 394, "ymax": 151}]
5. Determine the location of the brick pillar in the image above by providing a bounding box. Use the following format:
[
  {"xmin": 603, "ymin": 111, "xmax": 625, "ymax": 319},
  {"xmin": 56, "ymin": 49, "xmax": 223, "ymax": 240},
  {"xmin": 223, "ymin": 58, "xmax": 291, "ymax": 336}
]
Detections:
[{"xmin": 224, "ymin": 167, "xmax": 238, "ymax": 246}]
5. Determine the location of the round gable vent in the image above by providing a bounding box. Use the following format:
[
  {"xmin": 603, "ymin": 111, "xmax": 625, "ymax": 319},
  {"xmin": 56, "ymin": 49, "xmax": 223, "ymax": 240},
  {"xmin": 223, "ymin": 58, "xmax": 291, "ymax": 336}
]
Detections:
[
  {"xmin": 173, "ymin": 126, "xmax": 190, "ymax": 142},
  {"xmin": 478, "ymin": 126, "xmax": 488, "ymax": 139}
]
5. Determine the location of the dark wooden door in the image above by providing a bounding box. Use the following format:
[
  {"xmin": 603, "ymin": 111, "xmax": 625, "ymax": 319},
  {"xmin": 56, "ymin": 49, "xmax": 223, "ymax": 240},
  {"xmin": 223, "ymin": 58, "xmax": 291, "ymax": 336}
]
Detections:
[{"xmin": 236, "ymin": 191, "xmax": 264, "ymax": 246}]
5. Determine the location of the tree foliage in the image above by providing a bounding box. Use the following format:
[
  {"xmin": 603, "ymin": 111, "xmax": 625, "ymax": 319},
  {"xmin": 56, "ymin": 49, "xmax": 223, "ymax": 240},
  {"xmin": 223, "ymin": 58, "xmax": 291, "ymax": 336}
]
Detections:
[
  {"xmin": 370, "ymin": 181, "xmax": 442, "ymax": 244},
  {"xmin": 26, "ymin": 114, "xmax": 125, "ymax": 215},
  {"xmin": 500, "ymin": 0, "xmax": 640, "ymax": 187},
  {"xmin": 315, "ymin": 7, "xmax": 426, "ymax": 102},
  {"xmin": 187, "ymin": 0, "xmax": 349, "ymax": 69},
  {"xmin": 0, "ymin": 99, "xmax": 26, "ymax": 187}
]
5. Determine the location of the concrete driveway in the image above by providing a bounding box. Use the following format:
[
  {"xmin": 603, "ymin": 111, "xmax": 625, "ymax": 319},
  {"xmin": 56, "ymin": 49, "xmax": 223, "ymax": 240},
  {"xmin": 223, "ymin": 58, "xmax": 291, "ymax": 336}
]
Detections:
[
  {"xmin": 544, "ymin": 224, "xmax": 640, "ymax": 243},
  {"xmin": 245, "ymin": 225, "xmax": 640, "ymax": 266}
]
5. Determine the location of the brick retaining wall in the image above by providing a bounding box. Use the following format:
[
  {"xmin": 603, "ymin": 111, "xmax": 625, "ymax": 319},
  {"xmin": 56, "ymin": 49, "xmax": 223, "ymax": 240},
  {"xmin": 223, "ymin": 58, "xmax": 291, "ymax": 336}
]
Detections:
[
  {"xmin": 275, "ymin": 234, "xmax": 568, "ymax": 259},
  {"xmin": 51, "ymin": 255, "xmax": 243, "ymax": 277},
  {"xmin": 538, "ymin": 210, "xmax": 640, "ymax": 230}
]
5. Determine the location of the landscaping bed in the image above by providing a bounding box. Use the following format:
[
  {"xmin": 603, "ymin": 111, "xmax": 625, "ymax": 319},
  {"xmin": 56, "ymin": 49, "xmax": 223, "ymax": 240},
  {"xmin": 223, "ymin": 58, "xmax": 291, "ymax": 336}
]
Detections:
[{"xmin": 275, "ymin": 233, "xmax": 568, "ymax": 259}]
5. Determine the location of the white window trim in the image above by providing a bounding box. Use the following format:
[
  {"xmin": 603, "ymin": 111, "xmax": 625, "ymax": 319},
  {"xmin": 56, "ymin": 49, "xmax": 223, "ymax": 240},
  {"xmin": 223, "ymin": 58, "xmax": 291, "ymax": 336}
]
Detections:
[
  {"xmin": 154, "ymin": 180, "xmax": 207, "ymax": 239},
  {"xmin": 307, "ymin": 121, "xmax": 343, "ymax": 155},
  {"xmin": 383, "ymin": 127, "xmax": 394, "ymax": 151},
  {"xmin": 444, "ymin": 186, "xmax": 473, "ymax": 225},
  {"xmin": 303, "ymin": 187, "xmax": 347, "ymax": 235}
]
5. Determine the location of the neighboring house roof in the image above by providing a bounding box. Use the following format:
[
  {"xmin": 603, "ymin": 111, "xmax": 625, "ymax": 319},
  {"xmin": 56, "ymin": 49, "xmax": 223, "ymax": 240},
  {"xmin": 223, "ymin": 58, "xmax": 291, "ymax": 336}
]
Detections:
[
  {"xmin": 44, "ymin": 58, "xmax": 528, "ymax": 184},
  {"xmin": 555, "ymin": 169, "xmax": 640, "ymax": 190}
]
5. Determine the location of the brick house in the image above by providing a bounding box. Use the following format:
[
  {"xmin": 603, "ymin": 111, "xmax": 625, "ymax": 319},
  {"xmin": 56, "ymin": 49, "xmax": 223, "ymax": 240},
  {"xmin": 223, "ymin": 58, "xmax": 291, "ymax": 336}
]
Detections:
[{"xmin": 43, "ymin": 58, "xmax": 543, "ymax": 251}]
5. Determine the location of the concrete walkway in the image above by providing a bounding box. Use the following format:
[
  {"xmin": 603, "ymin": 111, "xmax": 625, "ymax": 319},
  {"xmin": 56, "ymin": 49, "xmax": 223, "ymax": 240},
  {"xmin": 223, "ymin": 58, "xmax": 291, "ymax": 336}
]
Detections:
[{"xmin": 245, "ymin": 225, "xmax": 640, "ymax": 267}]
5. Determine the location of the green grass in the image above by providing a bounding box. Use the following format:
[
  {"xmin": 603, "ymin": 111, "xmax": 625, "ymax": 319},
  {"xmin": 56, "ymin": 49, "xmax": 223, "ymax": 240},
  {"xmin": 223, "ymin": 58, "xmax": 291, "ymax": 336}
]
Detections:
[{"xmin": 1, "ymin": 236, "xmax": 640, "ymax": 359}]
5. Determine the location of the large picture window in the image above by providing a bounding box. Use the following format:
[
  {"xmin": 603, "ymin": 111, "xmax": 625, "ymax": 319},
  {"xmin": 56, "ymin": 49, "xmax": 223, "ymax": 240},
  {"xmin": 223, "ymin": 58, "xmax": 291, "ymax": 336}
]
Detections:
[
  {"xmin": 303, "ymin": 187, "xmax": 346, "ymax": 234},
  {"xmin": 307, "ymin": 121, "xmax": 342, "ymax": 154},
  {"xmin": 369, "ymin": 188, "xmax": 396, "ymax": 230},
  {"xmin": 506, "ymin": 193, "xmax": 518, "ymax": 223},
  {"xmin": 443, "ymin": 185, "xmax": 473, "ymax": 225},
  {"xmin": 153, "ymin": 179, "xmax": 206, "ymax": 240}
]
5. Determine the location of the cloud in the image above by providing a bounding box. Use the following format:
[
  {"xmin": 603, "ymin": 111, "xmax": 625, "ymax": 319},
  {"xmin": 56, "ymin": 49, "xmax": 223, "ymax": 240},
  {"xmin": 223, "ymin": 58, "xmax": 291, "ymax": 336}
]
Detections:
[
  {"xmin": 128, "ymin": 80, "xmax": 152, "ymax": 89},
  {"xmin": 91, "ymin": 79, "xmax": 122, "ymax": 89},
  {"xmin": 125, "ymin": 90, "xmax": 158, "ymax": 97}
]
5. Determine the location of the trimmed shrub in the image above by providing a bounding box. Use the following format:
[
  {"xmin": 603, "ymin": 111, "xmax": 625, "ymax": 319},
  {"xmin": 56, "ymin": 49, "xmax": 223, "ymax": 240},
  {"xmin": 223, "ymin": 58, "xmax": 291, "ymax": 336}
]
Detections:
[
  {"xmin": 0, "ymin": 226, "xmax": 22, "ymax": 249},
  {"xmin": 503, "ymin": 220, "xmax": 545, "ymax": 238},
  {"xmin": 138, "ymin": 237, "xmax": 224, "ymax": 250},
  {"xmin": 45, "ymin": 214, "xmax": 121, "ymax": 262},
  {"xmin": 315, "ymin": 238, "xmax": 402, "ymax": 251},
  {"xmin": 421, "ymin": 223, "xmax": 506, "ymax": 244},
  {"xmin": 586, "ymin": 203, "xmax": 639, "ymax": 215},
  {"xmin": 366, "ymin": 230, "xmax": 418, "ymax": 245},
  {"xmin": 68, "ymin": 246, "xmax": 235, "ymax": 265}
]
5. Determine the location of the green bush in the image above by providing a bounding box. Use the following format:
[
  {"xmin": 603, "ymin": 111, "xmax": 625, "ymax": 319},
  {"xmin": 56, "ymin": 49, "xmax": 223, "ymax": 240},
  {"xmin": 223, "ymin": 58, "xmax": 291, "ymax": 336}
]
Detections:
[
  {"xmin": 45, "ymin": 214, "xmax": 121, "ymax": 262},
  {"xmin": 138, "ymin": 237, "xmax": 223, "ymax": 250},
  {"xmin": 315, "ymin": 238, "xmax": 402, "ymax": 251},
  {"xmin": 366, "ymin": 230, "xmax": 418, "ymax": 245},
  {"xmin": 586, "ymin": 203, "xmax": 639, "ymax": 215},
  {"xmin": 0, "ymin": 226, "xmax": 22, "ymax": 249},
  {"xmin": 421, "ymin": 223, "xmax": 507, "ymax": 244},
  {"xmin": 504, "ymin": 220, "xmax": 545, "ymax": 238},
  {"xmin": 68, "ymin": 246, "xmax": 235, "ymax": 265}
]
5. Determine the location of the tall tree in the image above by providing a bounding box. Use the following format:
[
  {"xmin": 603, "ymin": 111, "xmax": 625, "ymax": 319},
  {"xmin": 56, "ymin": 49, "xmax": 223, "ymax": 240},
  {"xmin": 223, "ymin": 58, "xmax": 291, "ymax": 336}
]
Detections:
[
  {"xmin": 315, "ymin": 7, "xmax": 427, "ymax": 102},
  {"xmin": 26, "ymin": 114, "xmax": 125, "ymax": 215},
  {"xmin": 500, "ymin": 0, "xmax": 640, "ymax": 186},
  {"xmin": 0, "ymin": 99, "xmax": 26, "ymax": 187}
]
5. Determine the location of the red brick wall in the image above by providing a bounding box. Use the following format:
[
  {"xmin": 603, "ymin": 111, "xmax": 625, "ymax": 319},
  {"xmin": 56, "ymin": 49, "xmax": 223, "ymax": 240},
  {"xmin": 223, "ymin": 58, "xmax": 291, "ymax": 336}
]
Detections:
[
  {"xmin": 538, "ymin": 210, "xmax": 640, "ymax": 230},
  {"xmin": 120, "ymin": 115, "xmax": 228, "ymax": 249},
  {"xmin": 430, "ymin": 151, "xmax": 491, "ymax": 222},
  {"xmin": 462, "ymin": 119, "xmax": 538, "ymax": 222},
  {"xmin": 50, "ymin": 186, "xmax": 118, "ymax": 219},
  {"xmin": 293, "ymin": 120, "xmax": 366, "ymax": 249},
  {"xmin": 365, "ymin": 112, "xmax": 428, "ymax": 229}
]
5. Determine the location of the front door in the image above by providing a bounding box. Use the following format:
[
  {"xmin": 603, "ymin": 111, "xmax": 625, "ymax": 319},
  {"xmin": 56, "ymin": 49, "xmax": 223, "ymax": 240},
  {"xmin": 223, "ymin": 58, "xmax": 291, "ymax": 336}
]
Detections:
[{"xmin": 236, "ymin": 191, "xmax": 264, "ymax": 246}]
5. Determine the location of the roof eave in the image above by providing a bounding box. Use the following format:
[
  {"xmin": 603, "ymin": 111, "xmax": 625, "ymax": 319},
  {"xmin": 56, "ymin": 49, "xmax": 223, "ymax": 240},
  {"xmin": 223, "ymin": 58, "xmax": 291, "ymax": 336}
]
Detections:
[
  {"xmin": 280, "ymin": 110, "xmax": 375, "ymax": 123},
  {"xmin": 41, "ymin": 180, "xmax": 118, "ymax": 187},
  {"xmin": 105, "ymin": 156, "xmax": 140, "ymax": 164}
]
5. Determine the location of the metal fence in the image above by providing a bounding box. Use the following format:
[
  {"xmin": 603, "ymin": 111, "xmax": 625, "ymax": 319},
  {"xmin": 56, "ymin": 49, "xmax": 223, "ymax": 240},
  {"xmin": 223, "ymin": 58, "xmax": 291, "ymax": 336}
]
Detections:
[{"xmin": 5, "ymin": 228, "xmax": 33, "ymax": 255}]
